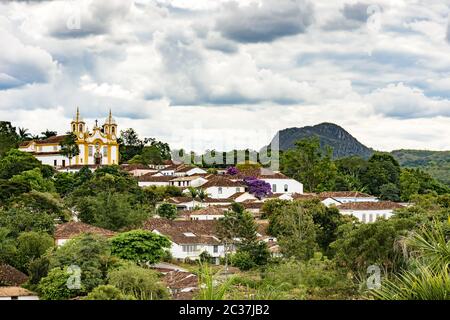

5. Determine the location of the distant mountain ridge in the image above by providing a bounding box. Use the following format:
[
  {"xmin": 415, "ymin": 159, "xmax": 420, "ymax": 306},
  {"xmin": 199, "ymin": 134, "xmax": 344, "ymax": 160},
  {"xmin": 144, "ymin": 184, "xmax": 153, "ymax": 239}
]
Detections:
[
  {"xmin": 270, "ymin": 122, "xmax": 374, "ymax": 159},
  {"xmin": 391, "ymin": 149, "xmax": 450, "ymax": 186}
]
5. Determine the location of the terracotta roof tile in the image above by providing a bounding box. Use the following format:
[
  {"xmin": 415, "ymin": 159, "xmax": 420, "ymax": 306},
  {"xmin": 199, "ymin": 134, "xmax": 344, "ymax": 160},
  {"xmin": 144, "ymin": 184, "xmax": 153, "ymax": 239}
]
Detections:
[
  {"xmin": 201, "ymin": 176, "xmax": 245, "ymax": 188},
  {"xmin": 319, "ymin": 191, "xmax": 375, "ymax": 198},
  {"xmin": 142, "ymin": 219, "xmax": 221, "ymax": 245},
  {"xmin": 137, "ymin": 173, "xmax": 174, "ymax": 182},
  {"xmin": 0, "ymin": 264, "xmax": 29, "ymax": 286},
  {"xmin": 337, "ymin": 201, "xmax": 405, "ymax": 210},
  {"xmin": 0, "ymin": 287, "xmax": 36, "ymax": 297},
  {"xmin": 54, "ymin": 222, "xmax": 116, "ymax": 240}
]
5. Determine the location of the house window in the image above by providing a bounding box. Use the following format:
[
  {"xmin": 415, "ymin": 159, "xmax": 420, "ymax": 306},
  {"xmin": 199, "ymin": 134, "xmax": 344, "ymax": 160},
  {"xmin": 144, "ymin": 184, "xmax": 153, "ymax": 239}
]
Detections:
[
  {"xmin": 218, "ymin": 187, "xmax": 222, "ymax": 194},
  {"xmin": 369, "ymin": 214, "xmax": 373, "ymax": 223},
  {"xmin": 236, "ymin": 187, "xmax": 240, "ymax": 193},
  {"xmin": 272, "ymin": 184, "xmax": 276, "ymax": 192},
  {"xmin": 88, "ymin": 146, "xmax": 93, "ymax": 156},
  {"xmin": 284, "ymin": 184, "xmax": 288, "ymax": 192},
  {"xmin": 182, "ymin": 245, "xmax": 198, "ymax": 253},
  {"xmin": 361, "ymin": 213, "xmax": 366, "ymax": 223},
  {"xmin": 383, "ymin": 214, "xmax": 387, "ymax": 219},
  {"xmin": 54, "ymin": 160, "xmax": 57, "ymax": 166},
  {"xmin": 53, "ymin": 146, "xmax": 57, "ymax": 151},
  {"xmin": 62, "ymin": 160, "xmax": 66, "ymax": 167},
  {"xmin": 103, "ymin": 146, "xmax": 108, "ymax": 157},
  {"xmin": 213, "ymin": 245, "xmax": 218, "ymax": 253}
]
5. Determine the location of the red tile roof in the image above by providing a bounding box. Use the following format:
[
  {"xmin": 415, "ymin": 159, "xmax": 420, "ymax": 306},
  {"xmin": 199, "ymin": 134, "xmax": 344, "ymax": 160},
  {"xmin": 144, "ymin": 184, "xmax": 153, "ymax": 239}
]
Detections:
[
  {"xmin": 142, "ymin": 219, "xmax": 221, "ymax": 245},
  {"xmin": 0, "ymin": 264, "xmax": 29, "ymax": 286},
  {"xmin": 337, "ymin": 201, "xmax": 405, "ymax": 210},
  {"xmin": 54, "ymin": 222, "xmax": 116, "ymax": 240},
  {"xmin": 201, "ymin": 176, "xmax": 245, "ymax": 188},
  {"xmin": 319, "ymin": 191, "xmax": 375, "ymax": 198},
  {"xmin": 137, "ymin": 174, "xmax": 174, "ymax": 182},
  {"xmin": 0, "ymin": 287, "xmax": 36, "ymax": 297},
  {"xmin": 162, "ymin": 271, "xmax": 198, "ymax": 291}
]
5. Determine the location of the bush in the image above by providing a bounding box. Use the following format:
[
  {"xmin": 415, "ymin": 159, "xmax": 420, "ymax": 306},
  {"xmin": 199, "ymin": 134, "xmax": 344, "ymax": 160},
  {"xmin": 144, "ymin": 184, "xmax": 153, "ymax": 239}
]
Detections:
[
  {"xmin": 108, "ymin": 265, "xmax": 169, "ymax": 300},
  {"xmin": 85, "ymin": 285, "xmax": 135, "ymax": 300},
  {"xmin": 232, "ymin": 251, "xmax": 256, "ymax": 271},
  {"xmin": 38, "ymin": 267, "xmax": 81, "ymax": 300}
]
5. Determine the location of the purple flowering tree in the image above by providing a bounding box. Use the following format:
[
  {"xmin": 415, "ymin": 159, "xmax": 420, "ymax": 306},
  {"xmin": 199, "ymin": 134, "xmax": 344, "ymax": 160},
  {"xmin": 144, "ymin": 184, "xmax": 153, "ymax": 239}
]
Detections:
[
  {"xmin": 243, "ymin": 177, "xmax": 272, "ymax": 199},
  {"xmin": 226, "ymin": 166, "xmax": 239, "ymax": 175}
]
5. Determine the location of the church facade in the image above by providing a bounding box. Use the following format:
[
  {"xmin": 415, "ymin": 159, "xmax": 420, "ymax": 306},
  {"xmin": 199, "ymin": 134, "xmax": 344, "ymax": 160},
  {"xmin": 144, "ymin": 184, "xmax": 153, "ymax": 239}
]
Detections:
[{"xmin": 19, "ymin": 109, "xmax": 119, "ymax": 167}]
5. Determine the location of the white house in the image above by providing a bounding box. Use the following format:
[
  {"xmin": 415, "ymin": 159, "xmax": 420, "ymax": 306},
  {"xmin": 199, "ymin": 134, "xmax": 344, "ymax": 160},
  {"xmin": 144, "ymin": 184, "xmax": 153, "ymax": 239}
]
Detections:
[
  {"xmin": 319, "ymin": 191, "xmax": 378, "ymax": 203},
  {"xmin": 143, "ymin": 219, "xmax": 229, "ymax": 264},
  {"xmin": 201, "ymin": 176, "xmax": 246, "ymax": 199},
  {"xmin": 169, "ymin": 176, "xmax": 208, "ymax": 188},
  {"xmin": 174, "ymin": 166, "xmax": 207, "ymax": 177},
  {"xmin": 137, "ymin": 174, "xmax": 174, "ymax": 187},
  {"xmin": 337, "ymin": 201, "xmax": 406, "ymax": 223},
  {"xmin": 259, "ymin": 172, "xmax": 304, "ymax": 195},
  {"xmin": 121, "ymin": 164, "xmax": 158, "ymax": 177},
  {"xmin": 184, "ymin": 207, "xmax": 227, "ymax": 221}
]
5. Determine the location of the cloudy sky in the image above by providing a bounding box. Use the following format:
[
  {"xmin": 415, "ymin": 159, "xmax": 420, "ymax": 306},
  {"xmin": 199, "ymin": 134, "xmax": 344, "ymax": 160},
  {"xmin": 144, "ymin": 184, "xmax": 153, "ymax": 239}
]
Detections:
[{"xmin": 1, "ymin": 0, "xmax": 450, "ymax": 152}]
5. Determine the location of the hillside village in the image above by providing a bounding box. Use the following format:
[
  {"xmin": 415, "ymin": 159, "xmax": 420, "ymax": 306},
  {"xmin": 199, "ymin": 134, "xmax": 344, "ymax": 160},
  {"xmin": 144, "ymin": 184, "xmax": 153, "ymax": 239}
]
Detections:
[{"xmin": 0, "ymin": 115, "xmax": 449, "ymax": 300}]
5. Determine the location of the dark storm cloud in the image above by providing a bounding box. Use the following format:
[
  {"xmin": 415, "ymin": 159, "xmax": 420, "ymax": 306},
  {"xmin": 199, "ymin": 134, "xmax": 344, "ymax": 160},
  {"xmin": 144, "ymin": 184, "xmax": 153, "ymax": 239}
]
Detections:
[{"xmin": 216, "ymin": 0, "xmax": 314, "ymax": 43}]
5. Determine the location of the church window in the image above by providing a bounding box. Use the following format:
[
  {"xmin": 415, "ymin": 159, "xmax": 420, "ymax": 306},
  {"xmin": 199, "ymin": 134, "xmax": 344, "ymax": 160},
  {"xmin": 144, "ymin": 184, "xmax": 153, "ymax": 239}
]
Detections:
[
  {"xmin": 112, "ymin": 127, "xmax": 115, "ymax": 134},
  {"xmin": 79, "ymin": 124, "xmax": 83, "ymax": 132},
  {"xmin": 72, "ymin": 124, "xmax": 76, "ymax": 132},
  {"xmin": 89, "ymin": 146, "xmax": 93, "ymax": 156},
  {"xmin": 103, "ymin": 146, "xmax": 108, "ymax": 157}
]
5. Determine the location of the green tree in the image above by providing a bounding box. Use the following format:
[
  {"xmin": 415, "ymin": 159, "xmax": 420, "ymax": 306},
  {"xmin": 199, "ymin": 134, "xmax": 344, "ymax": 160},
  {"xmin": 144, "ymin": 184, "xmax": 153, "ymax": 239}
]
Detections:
[
  {"xmin": 16, "ymin": 231, "xmax": 54, "ymax": 271},
  {"xmin": 156, "ymin": 203, "xmax": 178, "ymax": 220},
  {"xmin": 331, "ymin": 218, "xmax": 414, "ymax": 274},
  {"xmin": 0, "ymin": 228, "xmax": 16, "ymax": 265},
  {"xmin": 0, "ymin": 149, "xmax": 42, "ymax": 179},
  {"xmin": 10, "ymin": 168, "xmax": 56, "ymax": 192},
  {"xmin": 59, "ymin": 133, "xmax": 80, "ymax": 166},
  {"xmin": 108, "ymin": 265, "xmax": 169, "ymax": 300},
  {"xmin": 361, "ymin": 153, "xmax": 401, "ymax": 196},
  {"xmin": 48, "ymin": 234, "xmax": 115, "ymax": 293},
  {"xmin": 379, "ymin": 183, "xmax": 401, "ymax": 202},
  {"xmin": 75, "ymin": 191, "xmax": 148, "ymax": 231},
  {"xmin": 281, "ymin": 137, "xmax": 337, "ymax": 192},
  {"xmin": 38, "ymin": 267, "xmax": 80, "ymax": 300},
  {"xmin": 0, "ymin": 121, "xmax": 19, "ymax": 158},
  {"xmin": 110, "ymin": 230, "xmax": 171, "ymax": 265},
  {"xmin": 272, "ymin": 203, "xmax": 318, "ymax": 260},
  {"xmin": 0, "ymin": 207, "xmax": 55, "ymax": 237},
  {"xmin": 85, "ymin": 285, "xmax": 135, "ymax": 300}
]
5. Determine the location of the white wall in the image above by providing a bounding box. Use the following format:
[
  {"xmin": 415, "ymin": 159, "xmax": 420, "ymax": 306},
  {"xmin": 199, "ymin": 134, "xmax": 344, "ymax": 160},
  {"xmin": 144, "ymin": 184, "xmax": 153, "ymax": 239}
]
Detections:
[
  {"xmin": 138, "ymin": 181, "xmax": 171, "ymax": 187},
  {"xmin": 35, "ymin": 154, "xmax": 70, "ymax": 166},
  {"xmin": 340, "ymin": 209, "xmax": 394, "ymax": 223},
  {"xmin": 262, "ymin": 178, "xmax": 303, "ymax": 194},
  {"xmin": 206, "ymin": 186, "xmax": 244, "ymax": 199}
]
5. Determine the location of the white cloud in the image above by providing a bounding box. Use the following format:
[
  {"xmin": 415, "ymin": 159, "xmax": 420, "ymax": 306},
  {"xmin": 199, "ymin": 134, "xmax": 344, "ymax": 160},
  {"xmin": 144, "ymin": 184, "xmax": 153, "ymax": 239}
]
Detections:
[{"xmin": 1, "ymin": 0, "xmax": 450, "ymax": 152}]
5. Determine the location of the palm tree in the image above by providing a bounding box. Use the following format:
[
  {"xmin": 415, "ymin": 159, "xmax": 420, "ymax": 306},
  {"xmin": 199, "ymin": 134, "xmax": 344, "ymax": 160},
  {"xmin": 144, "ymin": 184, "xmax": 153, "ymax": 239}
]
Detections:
[
  {"xmin": 371, "ymin": 223, "xmax": 450, "ymax": 300},
  {"xmin": 197, "ymin": 188, "xmax": 208, "ymax": 205},
  {"xmin": 41, "ymin": 130, "xmax": 57, "ymax": 139},
  {"xmin": 187, "ymin": 186, "xmax": 198, "ymax": 208},
  {"xmin": 196, "ymin": 263, "xmax": 235, "ymax": 300},
  {"xmin": 59, "ymin": 132, "xmax": 80, "ymax": 166},
  {"xmin": 17, "ymin": 127, "xmax": 31, "ymax": 141}
]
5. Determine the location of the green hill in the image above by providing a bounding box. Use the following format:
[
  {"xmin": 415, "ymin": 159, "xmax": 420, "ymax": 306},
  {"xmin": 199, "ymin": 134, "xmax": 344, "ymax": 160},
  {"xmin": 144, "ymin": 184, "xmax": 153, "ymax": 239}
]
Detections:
[{"xmin": 391, "ymin": 149, "xmax": 450, "ymax": 186}]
